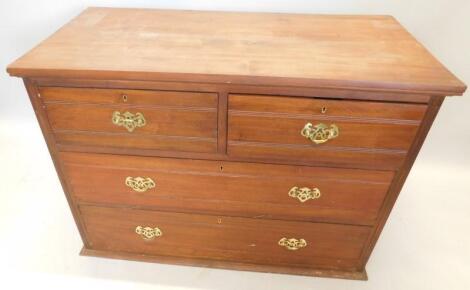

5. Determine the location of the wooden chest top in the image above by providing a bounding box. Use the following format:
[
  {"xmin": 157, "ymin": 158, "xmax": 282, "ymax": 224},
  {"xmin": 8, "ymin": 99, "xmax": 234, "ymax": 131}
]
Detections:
[{"xmin": 7, "ymin": 7, "xmax": 466, "ymax": 95}]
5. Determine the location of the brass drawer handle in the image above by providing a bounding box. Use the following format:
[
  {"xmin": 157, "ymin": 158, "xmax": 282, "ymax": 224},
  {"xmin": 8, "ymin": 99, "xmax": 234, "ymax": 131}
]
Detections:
[
  {"xmin": 288, "ymin": 186, "xmax": 321, "ymax": 203},
  {"xmin": 112, "ymin": 111, "xmax": 146, "ymax": 132},
  {"xmin": 301, "ymin": 122, "xmax": 339, "ymax": 144},
  {"xmin": 135, "ymin": 226, "xmax": 162, "ymax": 241},
  {"xmin": 278, "ymin": 237, "xmax": 307, "ymax": 250},
  {"xmin": 125, "ymin": 176, "xmax": 156, "ymax": 192}
]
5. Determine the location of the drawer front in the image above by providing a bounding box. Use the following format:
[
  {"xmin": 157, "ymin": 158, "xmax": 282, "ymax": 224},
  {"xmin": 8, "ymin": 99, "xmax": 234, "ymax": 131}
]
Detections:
[
  {"xmin": 41, "ymin": 87, "xmax": 218, "ymax": 153},
  {"xmin": 81, "ymin": 205, "xmax": 371, "ymax": 270},
  {"xmin": 228, "ymin": 94, "xmax": 426, "ymax": 169},
  {"xmin": 62, "ymin": 152, "xmax": 393, "ymax": 225}
]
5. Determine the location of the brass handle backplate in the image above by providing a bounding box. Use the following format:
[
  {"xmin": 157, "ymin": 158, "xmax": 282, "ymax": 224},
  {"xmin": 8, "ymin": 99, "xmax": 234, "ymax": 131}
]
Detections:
[
  {"xmin": 301, "ymin": 123, "xmax": 339, "ymax": 144},
  {"xmin": 112, "ymin": 111, "xmax": 146, "ymax": 132},
  {"xmin": 135, "ymin": 226, "xmax": 162, "ymax": 241},
  {"xmin": 288, "ymin": 186, "xmax": 321, "ymax": 203},
  {"xmin": 278, "ymin": 237, "xmax": 307, "ymax": 250},
  {"xmin": 125, "ymin": 176, "xmax": 156, "ymax": 192}
]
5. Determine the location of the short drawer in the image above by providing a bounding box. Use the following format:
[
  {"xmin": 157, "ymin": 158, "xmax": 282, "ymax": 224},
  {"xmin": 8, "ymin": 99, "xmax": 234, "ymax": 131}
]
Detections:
[
  {"xmin": 40, "ymin": 87, "xmax": 218, "ymax": 153},
  {"xmin": 61, "ymin": 152, "xmax": 393, "ymax": 225},
  {"xmin": 80, "ymin": 205, "xmax": 371, "ymax": 270},
  {"xmin": 228, "ymin": 94, "xmax": 427, "ymax": 169}
]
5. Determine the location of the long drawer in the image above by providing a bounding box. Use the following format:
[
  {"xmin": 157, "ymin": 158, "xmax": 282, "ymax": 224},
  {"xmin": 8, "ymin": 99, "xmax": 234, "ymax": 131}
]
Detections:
[
  {"xmin": 61, "ymin": 152, "xmax": 393, "ymax": 225},
  {"xmin": 80, "ymin": 205, "xmax": 371, "ymax": 271},
  {"xmin": 228, "ymin": 94, "xmax": 426, "ymax": 169},
  {"xmin": 40, "ymin": 87, "xmax": 218, "ymax": 153}
]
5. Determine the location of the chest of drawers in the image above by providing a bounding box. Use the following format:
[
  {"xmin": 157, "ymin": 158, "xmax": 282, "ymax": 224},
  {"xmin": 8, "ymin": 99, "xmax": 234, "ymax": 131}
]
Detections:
[{"xmin": 7, "ymin": 7, "xmax": 466, "ymax": 280}]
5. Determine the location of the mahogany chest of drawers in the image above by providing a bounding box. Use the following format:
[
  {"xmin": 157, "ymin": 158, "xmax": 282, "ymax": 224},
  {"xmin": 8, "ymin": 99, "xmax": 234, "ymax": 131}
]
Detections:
[{"xmin": 7, "ymin": 7, "xmax": 466, "ymax": 280}]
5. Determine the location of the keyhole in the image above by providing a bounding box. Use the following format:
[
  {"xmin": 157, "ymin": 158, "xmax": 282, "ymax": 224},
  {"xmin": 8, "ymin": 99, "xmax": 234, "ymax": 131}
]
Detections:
[
  {"xmin": 217, "ymin": 218, "xmax": 222, "ymax": 224},
  {"xmin": 122, "ymin": 94, "xmax": 128, "ymax": 102},
  {"xmin": 220, "ymin": 165, "xmax": 224, "ymax": 172},
  {"xmin": 321, "ymin": 106, "xmax": 327, "ymax": 114}
]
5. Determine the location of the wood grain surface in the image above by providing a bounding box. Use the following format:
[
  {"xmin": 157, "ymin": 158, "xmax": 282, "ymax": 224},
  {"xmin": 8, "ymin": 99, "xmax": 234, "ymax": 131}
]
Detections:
[
  {"xmin": 7, "ymin": 7, "xmax": 466, "ymax": 95},
  {"xmin": 61, "ymin": 152, "xmax": 393, "ymax": 225},
  {"xmin": 228, "ymin": 94, "xmax": 425, "ymax": 169},
  {"xmin": 80, "ymin": 205, "xmax": 371, "ymax": 270},
  {"xmin": 42, "ymin": 87, "xmax": 218, "ymax": 153}
]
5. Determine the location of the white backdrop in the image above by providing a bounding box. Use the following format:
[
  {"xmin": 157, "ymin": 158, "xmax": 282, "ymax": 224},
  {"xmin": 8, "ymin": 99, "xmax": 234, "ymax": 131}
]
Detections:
[{"xmin": 1, "ymin": 1, "xmax": 469, "ymax": 290}]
